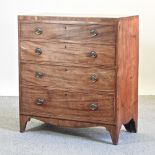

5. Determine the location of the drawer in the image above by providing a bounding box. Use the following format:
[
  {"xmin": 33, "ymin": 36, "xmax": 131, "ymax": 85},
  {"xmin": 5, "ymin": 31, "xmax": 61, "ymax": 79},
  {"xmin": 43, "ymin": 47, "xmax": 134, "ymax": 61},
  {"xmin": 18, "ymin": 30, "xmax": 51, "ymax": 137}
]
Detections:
[
  {"xmin": 20, "ymin": 41, "xmax": 115, "ymax": 67},
  {"xmin": 20, "ymin": 85, "xmax": 115, "ymax": 124},
  {"xmin": 20, "ymin": 63, "xmax": 115, "ymax": 92},
  {"xmin": 20, "ymin": 23, "xmax": 116, "ymax": 44}
]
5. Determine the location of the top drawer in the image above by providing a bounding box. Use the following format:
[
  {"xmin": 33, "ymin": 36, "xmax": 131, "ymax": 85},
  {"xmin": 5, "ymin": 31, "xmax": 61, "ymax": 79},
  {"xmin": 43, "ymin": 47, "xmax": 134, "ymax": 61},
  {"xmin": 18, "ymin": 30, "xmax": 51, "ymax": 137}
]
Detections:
[{"xmin": 19, "ymin": 23, "xmax": 116, "ymax": 45}]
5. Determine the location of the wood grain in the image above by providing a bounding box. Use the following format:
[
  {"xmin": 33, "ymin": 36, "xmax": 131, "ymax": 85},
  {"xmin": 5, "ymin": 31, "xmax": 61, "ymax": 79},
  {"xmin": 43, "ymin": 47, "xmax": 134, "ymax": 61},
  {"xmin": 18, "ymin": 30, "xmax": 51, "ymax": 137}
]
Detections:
[
  {"xmin": 116, "ymin": 16, "xmax": 139, "ymax": 131},
  {"xmin": 18, "ymin": 15, "xmax": 139, "ymax": 145},
  {"xmin": 20, "ymin": 63, "xmax": 115, "ymax": 92},
  {"xmin": 18, "ymin": 15, "xmax": 118, "ymax": 25},
  {"xmin": 25, "ymin": 115, "xmax": 117, "ymax": 128},
  {"xmin": 20, "ymin": 85, "xmax": 115, "ymax": 124},
  {"xmin": 20, "ymin": 23, "xmax": 116, "ymax": 45},
  {"xmin": 20, "ymin": 41, "xmax": 115, "ymax": 67},
  {"xmin": 29, "ymin": 116, "xmax": 101, "ymax": 128}
]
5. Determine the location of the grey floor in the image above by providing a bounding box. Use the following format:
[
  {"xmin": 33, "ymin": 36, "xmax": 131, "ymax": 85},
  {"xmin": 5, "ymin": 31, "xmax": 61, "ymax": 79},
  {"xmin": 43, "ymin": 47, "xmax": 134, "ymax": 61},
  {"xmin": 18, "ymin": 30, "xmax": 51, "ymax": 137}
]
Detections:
[{"xmin": 0, "ymin": 96, "xmax": 155, "ymax": 155}]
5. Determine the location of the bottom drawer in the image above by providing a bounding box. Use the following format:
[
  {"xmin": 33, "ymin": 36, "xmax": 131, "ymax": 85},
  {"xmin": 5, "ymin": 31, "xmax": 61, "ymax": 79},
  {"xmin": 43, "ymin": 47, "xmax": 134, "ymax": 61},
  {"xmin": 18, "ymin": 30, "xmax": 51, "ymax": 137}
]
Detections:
[{"xmin": 20, "ymin": 85, "xmax": 115, "ymax": 124}]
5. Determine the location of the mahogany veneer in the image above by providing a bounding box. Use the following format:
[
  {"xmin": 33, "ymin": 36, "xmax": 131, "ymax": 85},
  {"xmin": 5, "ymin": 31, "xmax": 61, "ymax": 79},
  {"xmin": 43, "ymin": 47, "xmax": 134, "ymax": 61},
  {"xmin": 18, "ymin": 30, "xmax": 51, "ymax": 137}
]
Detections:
[{"xmin": 18, "ymin": 15, "xmax": 139, "ymax": 144}]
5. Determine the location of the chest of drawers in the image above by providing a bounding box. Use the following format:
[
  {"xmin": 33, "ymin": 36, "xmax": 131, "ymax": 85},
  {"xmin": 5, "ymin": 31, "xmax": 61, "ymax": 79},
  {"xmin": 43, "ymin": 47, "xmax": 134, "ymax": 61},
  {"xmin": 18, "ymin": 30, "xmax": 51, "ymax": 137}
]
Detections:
[{"xmin": 18, "ymin": 15, "xmax": 139, "ymax": 145}]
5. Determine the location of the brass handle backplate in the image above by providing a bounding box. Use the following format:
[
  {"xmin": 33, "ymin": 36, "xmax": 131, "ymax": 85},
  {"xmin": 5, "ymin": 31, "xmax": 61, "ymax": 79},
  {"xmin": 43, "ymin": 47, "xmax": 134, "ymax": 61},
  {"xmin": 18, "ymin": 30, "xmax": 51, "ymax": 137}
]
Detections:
[
  {"xmin": 89, "ymin": 103, "xmax": 97, "ymax": 111},
  {"xmin": 35, "ymin": 27, "xmax": 43, "ymax": 35},
  {"xmin": 35, "ymin": 98, "xmax": 44, "ymax": 105},
  {"xmin": 88, "ymin": 51, "xmax": 97, "ymax": 58},
  {"xmin": 90, "ymin": 74, "xmax": 97, "ymax": 82},
  {"xmin": 35, "ymin": 72, "xmax": 44, "ymax": 78},
  {"xmin": 35, "ymin": 48, "xmax": 42, "ymax": 55},
  {"xmin": 90, "ymin": 29, "xmax": 97, "ymax": 37}
]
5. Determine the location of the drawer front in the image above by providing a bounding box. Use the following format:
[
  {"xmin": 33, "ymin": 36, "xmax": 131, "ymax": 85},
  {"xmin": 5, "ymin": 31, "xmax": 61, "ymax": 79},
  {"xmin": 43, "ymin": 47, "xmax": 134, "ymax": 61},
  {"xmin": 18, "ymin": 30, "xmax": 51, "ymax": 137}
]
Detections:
[
  {"xmin": 21, "ymin": 63, "xmax": 115, "ymax": 92},
  {"xmin": 20, "ymin": 85, "xmax": 115, "ymax": 123},
  {"xmin": 20, "ymin": 41, "xmax": 115, "ymax": 67},
  {"xmin": 20, "ymin": 23, "xmax": 116, "ymax": 44}
]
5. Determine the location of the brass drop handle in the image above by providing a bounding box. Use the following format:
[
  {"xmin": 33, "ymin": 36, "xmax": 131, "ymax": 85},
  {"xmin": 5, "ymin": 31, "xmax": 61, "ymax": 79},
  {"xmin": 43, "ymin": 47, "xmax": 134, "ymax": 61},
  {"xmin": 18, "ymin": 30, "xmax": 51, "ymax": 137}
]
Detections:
[
  {"xmin": 34, "ymin": 27, "xmax": 43, "ymax": 35},
  {"xmin": 89, "ymin": 103, "xmax": 97, "ymax": 111},
  {"xmin": 35, "ymin": 72, "xmax": 44, "ymax": 78},
  {"xmin": 90, "ymin": 29, "xmax": 97, "ymax": 37},
  {"xmin": 87, "ymin": 51, "xmax": 97, "ymax": 58},
  {"xmin": 90, "ymin": 74, "xmax": 97, "ymax": 82},
  {"xmin": 35, "ymin": 98, "xmax": 44, "ymax": 105},
  {"xmin": 35, "ymin": 48, "xmax": 42, "ymax": 55}
]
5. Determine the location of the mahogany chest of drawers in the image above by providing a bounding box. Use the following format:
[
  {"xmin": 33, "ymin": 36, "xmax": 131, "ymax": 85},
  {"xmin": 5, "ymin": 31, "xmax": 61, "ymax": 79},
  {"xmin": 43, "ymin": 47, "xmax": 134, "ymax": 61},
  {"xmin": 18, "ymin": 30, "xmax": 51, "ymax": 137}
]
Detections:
[{"xmin": 18, "ymin": 15, "xmax": 139, "ymax": 144}]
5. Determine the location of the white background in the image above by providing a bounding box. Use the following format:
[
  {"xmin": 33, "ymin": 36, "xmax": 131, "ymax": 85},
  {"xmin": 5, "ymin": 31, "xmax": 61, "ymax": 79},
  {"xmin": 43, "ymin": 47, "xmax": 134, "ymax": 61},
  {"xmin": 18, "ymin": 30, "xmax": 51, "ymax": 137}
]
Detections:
[{"xmin": 0, "ymin": 0, "xmax": 154, "ymax": 96}]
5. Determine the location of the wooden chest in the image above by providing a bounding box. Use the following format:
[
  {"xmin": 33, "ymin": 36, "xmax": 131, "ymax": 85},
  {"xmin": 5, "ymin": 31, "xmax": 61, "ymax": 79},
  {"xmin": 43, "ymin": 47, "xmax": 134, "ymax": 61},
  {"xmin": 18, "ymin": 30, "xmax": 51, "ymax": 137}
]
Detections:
[{"xmin": 18, "ymin": 15, "xmax": 139, "ymax": 144}]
